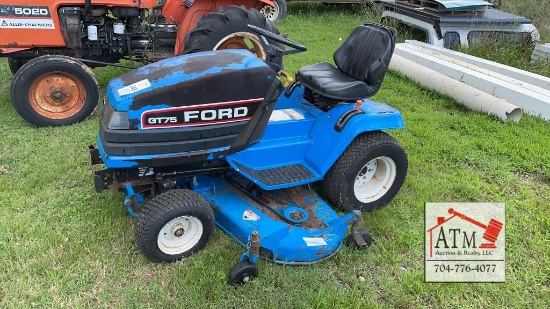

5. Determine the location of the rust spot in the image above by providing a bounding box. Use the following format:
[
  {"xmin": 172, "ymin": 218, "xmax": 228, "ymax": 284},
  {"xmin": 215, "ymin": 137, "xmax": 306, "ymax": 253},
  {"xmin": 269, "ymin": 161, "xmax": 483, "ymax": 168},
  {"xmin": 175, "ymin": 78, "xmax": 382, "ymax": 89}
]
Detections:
[
  {"xmin": 28, "ymin": 71, "xmax": 86, "ymax": 119},
  {"xmin": 284, "ymin": 186, "xmax": 327, "ymax": 229}
]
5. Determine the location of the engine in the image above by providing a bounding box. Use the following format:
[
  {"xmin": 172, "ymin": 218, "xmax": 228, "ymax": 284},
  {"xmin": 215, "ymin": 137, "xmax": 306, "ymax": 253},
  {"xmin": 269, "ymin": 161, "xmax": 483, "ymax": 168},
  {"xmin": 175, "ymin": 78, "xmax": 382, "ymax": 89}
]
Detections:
[{"xmin": 58, "ymin": 6, "xmax": 178, "ymax": 65}]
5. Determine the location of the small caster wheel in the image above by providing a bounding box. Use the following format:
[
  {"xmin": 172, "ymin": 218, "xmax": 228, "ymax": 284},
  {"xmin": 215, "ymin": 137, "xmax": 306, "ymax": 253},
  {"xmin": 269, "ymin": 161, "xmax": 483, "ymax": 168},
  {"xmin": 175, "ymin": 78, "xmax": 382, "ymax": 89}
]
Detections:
[
  {"xmin": 228, "ymin": 261, "xmax": 258, "ymax": 285},
  {"xmin": 346, "ymin": 228, "xmax": 373, "ymax": 250}
]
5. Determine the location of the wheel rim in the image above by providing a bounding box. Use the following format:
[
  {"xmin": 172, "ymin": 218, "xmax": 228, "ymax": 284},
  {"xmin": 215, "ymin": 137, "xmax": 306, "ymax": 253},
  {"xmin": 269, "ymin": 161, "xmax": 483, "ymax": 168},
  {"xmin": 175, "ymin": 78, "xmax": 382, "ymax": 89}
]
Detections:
[
  {"xmin": 28, "ymin": 71, "xmax": 86, "ymax": 119},
  {"xmin": 240, "ymin": 272, "xmax": 253, "ymax": 283},
  {"xmin": 354, "ymin": 156, "xmax": 397, "ymax": 203},
  {"xmin": 213, "ymin": 32, "xmax": 267, "ymax": 60},
  {"xmin": 157, "ymin": 216, "xmax": 203, "ymax": 255},
  {"xmin": 260, "ymin": 3, "xmax": 280, "ymax": 22}
]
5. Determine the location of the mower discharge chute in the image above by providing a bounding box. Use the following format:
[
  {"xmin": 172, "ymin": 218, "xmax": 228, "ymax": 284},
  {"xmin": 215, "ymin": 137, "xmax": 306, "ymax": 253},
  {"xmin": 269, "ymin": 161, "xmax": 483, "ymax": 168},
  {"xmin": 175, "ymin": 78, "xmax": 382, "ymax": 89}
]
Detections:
[{"xmin": 89, "ymin": 22, "xmax": 408, "ymax": 285}]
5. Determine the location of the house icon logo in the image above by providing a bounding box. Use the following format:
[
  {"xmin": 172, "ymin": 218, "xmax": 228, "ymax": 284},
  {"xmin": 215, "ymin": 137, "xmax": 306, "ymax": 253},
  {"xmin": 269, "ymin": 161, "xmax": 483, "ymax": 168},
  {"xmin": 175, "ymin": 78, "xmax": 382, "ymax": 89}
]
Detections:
[
  {"xmin": 426, "ymin": 208, "xmax": 503, "ymax": 257},
  {"xmin": 425, "ymin": 202, "xmax": 505, "ymax": 282}
]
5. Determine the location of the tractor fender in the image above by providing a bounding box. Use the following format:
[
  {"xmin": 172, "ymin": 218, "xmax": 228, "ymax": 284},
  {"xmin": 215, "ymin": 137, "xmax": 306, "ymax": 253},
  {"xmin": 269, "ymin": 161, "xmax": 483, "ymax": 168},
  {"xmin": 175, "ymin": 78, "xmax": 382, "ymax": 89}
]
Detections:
[
  {"xmin": 256, "ymin": 0, "xmax": 275, "ymax": 6},
  {"xmin": 0, "ymin": 47, "xmax": 31, "ymax": 54},
  {"xmin": 303, "ymin": 101, "xmax": 405, "ymax": 176}
]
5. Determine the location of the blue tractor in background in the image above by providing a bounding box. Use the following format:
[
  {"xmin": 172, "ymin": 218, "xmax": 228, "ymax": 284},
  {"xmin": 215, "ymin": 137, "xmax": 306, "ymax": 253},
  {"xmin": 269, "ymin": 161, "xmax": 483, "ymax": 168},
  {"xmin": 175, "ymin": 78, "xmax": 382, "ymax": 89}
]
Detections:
[{"xmin": 89, "ymin": 22, "xmax": 408, "ymax": 285}]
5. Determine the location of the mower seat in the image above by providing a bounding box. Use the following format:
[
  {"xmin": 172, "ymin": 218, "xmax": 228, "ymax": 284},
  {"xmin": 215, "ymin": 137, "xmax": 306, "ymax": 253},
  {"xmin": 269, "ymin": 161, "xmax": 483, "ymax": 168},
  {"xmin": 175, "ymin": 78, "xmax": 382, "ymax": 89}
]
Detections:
[{"xmin": 295, "ymin": 23, "xmax": 396, "ymax": 108}]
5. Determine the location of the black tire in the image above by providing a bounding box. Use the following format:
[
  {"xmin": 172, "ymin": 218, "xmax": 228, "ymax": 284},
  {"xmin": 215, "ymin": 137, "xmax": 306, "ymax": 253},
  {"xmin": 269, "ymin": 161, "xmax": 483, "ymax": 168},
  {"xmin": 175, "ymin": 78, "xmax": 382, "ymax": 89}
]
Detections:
[
  {"xmin": 135, "ymin": 189, "xmax": 215, "ymax": 263},
  {"xmin": 323, "ymin": 131, "xmax": 408, "ymax": 212},
  {"xmin": 183, "ymin": 5, "xmax": 284, "ymax": 68},
  {"xmin": 228, "ymin": 261, "xmax": 258, "ymax": 285},
  {"xmin": 259, "ymin": 0, "xmax": 287, "ymax": 21},
  {"xmin": 346, "ymin": 228, "xmax": 373, "ymax": 250},
  {"xmin": 10, "ymin": 55, "xmax": 99, "ymax": 127},
  {"xmin": 8, "ymin": 56, "xmax": 27, "ymax": 75}
]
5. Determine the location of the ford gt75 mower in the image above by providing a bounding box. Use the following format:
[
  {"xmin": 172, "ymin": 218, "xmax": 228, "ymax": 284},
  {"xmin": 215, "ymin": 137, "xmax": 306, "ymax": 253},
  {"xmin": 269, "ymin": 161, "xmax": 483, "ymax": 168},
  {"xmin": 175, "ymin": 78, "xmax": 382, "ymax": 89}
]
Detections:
[{"xmin": 88, "ymin": 22, "xmax": 408, "ymax": 285}]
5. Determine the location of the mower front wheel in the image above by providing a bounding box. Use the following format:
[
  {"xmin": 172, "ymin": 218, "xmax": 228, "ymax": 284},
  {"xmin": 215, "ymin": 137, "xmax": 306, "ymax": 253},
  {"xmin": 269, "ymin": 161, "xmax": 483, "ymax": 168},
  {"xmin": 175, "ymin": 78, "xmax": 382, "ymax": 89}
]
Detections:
[
  {"xmin": 346, "ymin": 228, "xmax": 373, "ymax": 250},
  {"xmin": 135, "ymin": 190, "xmax": 215, "ymax": 263},
  {"xmin": 228, "ymin": 261, "xmax": 258, "ymax": 285},
  {"xmin": 323, "ymin": 131, "xmax": 408, "ymax": 212},
  {"xmin": 10, "ymin": 55, "xmax": 99, "ymax": 127}
]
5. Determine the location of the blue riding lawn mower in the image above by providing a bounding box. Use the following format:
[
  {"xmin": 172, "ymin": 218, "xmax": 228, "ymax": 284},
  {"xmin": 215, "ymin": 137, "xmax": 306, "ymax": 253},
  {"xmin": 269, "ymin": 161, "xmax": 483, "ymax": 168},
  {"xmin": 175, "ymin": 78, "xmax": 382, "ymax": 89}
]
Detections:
[{"xmin": 89, "ymin": 22, "xmax": 408, "ymax": 285}]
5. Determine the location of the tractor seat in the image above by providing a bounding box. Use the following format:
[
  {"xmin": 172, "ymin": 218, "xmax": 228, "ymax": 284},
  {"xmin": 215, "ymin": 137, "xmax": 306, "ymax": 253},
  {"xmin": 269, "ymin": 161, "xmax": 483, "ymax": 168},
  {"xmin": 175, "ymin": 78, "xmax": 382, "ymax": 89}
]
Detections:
[{"xmin": 295, "ymin": 23, "xmax": 396, "ymax": 108}]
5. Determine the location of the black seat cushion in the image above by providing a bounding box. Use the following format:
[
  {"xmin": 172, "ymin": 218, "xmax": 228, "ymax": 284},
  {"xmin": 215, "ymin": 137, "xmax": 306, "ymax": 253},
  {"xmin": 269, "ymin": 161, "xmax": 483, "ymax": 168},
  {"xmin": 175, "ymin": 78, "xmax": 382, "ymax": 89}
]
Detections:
[
  {"xmin": 296, "ymin": 23, "xmax": 396, "ymax": 101},
  {"xmin": 296, "ymin": 62, "xmax": 372, "ymax": 100}
]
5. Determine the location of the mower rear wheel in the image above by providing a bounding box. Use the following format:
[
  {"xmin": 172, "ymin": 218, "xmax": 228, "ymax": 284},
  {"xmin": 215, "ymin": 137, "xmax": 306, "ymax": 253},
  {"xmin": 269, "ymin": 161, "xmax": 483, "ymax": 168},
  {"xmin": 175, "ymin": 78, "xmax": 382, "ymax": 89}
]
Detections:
[
  {"xmin": 10, "ymin": 55, "xmax": 99, "ymax": 127},
  {"xmin": 135, "ymin": 189, "xmax": 215, "ymax": 263},
  {"xmin": 260, "ymin": 0, "xmax": 287, "ymax": 21},
  {"xmin": 346, "ymin": 228, "xmax": 373, "ymax": 250},
  {"xmin": 183, "ymin": 6, "xmax": 284, "ymax": 68},
  {"xmin": 323, "ymin": 131, "xmax": 408, "ymax": 212},
  {"xmin": 228, "ymin": 261, "xmax": 258, "ymax": 285}
]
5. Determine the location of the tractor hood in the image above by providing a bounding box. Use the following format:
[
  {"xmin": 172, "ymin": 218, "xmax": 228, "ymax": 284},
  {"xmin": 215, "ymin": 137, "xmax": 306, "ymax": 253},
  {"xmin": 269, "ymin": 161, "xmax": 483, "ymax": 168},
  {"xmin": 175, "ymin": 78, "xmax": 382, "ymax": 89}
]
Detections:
[{"xmin": 104, "ymin": 49, "xmax": 277, "ymax": 130}]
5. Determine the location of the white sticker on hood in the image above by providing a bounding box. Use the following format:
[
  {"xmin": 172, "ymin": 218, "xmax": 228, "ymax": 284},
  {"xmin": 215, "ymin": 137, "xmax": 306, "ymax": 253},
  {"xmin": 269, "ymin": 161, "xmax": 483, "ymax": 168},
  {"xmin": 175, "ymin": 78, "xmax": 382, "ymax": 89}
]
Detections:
[{"xmin": 118, "ymin": 79, "xmax": 151, "ymax": 96}]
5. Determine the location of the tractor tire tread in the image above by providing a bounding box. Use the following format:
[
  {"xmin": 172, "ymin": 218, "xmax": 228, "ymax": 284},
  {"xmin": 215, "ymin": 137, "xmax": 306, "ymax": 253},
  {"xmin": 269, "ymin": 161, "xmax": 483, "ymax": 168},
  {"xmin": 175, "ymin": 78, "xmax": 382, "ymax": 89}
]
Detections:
[
  {"xmin": 323, "ymin": 131, "xmax": 407, "ymax": 211},
  {"xmin": 182, "ymin": 5, "xmax": 283, "ymax": 67}
]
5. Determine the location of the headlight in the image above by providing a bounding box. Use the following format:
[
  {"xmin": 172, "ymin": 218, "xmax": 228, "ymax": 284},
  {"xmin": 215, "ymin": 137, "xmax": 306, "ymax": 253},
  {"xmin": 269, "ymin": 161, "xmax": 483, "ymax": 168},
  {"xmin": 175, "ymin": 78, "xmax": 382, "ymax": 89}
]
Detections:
[{"xmin": 100, "ymin": 97, "xmax": 129, "ymax": 129}]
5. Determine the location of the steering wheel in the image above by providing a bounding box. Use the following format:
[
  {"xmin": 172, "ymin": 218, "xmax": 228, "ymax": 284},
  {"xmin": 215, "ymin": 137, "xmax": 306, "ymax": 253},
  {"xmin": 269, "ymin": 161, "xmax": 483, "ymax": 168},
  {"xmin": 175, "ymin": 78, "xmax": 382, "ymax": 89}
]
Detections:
[{"xmin": 247, "ymin": 24, "xmax": 307, "ymax": 53}]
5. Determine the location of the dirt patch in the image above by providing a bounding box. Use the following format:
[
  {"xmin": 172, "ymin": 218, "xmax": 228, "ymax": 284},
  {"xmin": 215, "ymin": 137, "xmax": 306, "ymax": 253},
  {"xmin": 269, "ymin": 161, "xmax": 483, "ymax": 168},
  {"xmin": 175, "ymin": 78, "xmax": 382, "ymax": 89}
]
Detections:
[{"xmin": 515, "ymin": 171, "xmax": 549, "ymax": 184}]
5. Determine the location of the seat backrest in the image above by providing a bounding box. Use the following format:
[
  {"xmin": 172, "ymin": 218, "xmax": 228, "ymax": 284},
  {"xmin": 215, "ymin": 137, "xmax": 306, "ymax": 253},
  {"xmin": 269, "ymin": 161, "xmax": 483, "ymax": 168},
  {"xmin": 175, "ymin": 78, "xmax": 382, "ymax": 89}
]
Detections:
[{"xmin": 333, "ymin": 22, "xmax": 397, "ymax": 95}]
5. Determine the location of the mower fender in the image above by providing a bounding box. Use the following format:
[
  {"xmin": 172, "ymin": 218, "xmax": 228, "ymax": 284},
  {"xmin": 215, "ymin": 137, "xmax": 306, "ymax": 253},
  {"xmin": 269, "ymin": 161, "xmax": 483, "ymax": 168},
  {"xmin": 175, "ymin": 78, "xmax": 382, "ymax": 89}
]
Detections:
[{"xmin": 304, "ymin": 101, "xmax": 405, "ymax": 176}]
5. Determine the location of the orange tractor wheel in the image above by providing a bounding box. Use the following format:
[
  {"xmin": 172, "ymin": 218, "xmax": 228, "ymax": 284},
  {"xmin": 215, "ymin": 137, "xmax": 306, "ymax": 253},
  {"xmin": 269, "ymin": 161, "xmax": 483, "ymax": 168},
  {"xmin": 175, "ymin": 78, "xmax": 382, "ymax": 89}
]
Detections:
[{"xmin": 11, "ymin": 55, "xmax": 99, "ymax": 127}]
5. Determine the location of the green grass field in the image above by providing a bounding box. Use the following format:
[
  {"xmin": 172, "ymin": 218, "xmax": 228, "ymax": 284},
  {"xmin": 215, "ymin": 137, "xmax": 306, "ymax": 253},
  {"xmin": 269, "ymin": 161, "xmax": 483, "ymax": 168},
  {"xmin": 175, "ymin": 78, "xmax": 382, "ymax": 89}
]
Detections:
[{"xmin": 0, "ymin": 3, "xmax": 549, "ymax": 308}]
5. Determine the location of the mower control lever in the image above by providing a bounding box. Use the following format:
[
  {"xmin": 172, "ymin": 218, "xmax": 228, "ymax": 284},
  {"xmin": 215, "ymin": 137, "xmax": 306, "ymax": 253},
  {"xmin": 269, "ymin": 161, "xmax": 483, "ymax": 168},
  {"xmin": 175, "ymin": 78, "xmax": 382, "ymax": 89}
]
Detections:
[{"xmin": 247, "ymin": 24, "xmax": 307, "ymax": 57}]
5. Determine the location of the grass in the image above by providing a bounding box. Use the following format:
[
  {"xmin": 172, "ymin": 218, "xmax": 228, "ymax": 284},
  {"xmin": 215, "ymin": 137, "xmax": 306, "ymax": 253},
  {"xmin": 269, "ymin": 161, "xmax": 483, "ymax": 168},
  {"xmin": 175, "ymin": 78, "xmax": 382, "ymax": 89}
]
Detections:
[
  {"xmin": 499, "ymin": 0, "xmax": 550, "ymax": 42},
  {"xmin": 1, "ymin": 3, "xmax": 549, "ymax": 308}
]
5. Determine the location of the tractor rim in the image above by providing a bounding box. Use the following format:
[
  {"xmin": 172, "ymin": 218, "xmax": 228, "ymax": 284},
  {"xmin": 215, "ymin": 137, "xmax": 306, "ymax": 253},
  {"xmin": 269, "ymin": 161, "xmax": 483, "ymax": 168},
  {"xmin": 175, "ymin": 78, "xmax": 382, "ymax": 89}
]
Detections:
[
  {"xmin": 260, "ymin": 3, "xmax": 280, "ymax": 22},
  {"xmin": 157, "ymin": 216, "xmax": 203, "ymax": 255},
  {"xmin": 213, "ymin": 32, "xmax": 267, "ymax": 60},
  {"xmin": 354, "ymin": 156, "xmax": 397, "ymax": 203},
  {"xmin": 28, "ymin": 72, "xmax": 86, "ymax": 119}
]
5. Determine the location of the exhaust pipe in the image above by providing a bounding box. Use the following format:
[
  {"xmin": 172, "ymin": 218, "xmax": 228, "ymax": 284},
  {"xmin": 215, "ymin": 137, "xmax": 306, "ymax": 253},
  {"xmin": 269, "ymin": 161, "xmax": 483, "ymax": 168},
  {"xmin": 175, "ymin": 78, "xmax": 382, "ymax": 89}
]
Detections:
[{"xmin": 84, "ymin": 0, "xmax": 91, "ymax": 19}]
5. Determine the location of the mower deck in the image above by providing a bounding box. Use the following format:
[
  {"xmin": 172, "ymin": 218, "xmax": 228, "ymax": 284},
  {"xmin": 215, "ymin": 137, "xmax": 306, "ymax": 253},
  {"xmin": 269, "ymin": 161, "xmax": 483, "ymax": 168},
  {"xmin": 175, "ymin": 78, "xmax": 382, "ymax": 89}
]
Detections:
[{"xmin": 192, "ymin": 175, "xmax": 356, "ymax": 264}]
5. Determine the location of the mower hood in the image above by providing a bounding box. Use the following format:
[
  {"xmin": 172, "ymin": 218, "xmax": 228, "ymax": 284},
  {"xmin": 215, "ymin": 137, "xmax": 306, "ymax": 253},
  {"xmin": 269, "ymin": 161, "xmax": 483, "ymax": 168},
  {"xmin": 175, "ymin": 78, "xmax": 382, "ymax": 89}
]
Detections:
[{"xmin": 104, "ymin": 49, "xmax": 277, "ymax": 130}]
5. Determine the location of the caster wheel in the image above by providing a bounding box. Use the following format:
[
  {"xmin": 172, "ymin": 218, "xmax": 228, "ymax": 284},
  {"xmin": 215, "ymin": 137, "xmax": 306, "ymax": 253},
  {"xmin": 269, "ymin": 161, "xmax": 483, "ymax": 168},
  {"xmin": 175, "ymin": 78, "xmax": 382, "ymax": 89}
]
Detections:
[
  {"xmin": 228, "ymin": 261, "xmax": 258, "ymax": 285},
  {"xmin": 346, "ymin": 228, "xmax": 373, "ymax": 250}
]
